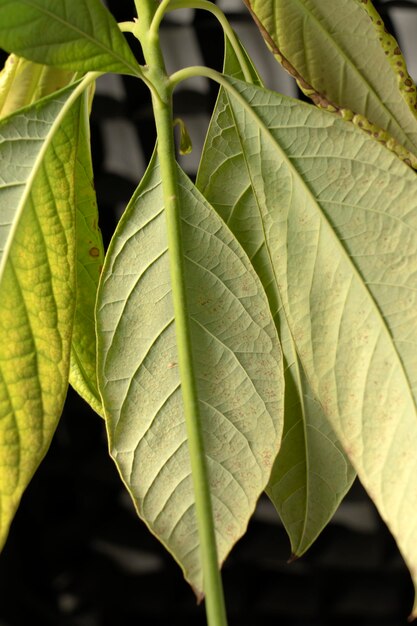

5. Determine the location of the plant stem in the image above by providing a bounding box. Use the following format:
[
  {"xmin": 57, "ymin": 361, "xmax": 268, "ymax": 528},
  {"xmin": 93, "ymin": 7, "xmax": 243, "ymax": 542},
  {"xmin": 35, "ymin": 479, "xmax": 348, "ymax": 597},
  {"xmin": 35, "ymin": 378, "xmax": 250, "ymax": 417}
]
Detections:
[
  {"xmin": 170, "ymin": 64, "xmax": 228, "ymax": 91},
  {"xmin": 133, "ymin": 5, "xmax": 228, "ymax": 626},
  {"xmin": 152, "ymin": 0, "xmax": 254, "ymax": 83},
  {"xmin": 118, "ymin": 21, "xmax": 136, "ymax": 33},
  {"xmin": 154, "ymin": 94, "xmax": 228, "ymax": 626},
  {"xmin": 149, "ymin": 0, "xmax": 173, "ymax": 38}
]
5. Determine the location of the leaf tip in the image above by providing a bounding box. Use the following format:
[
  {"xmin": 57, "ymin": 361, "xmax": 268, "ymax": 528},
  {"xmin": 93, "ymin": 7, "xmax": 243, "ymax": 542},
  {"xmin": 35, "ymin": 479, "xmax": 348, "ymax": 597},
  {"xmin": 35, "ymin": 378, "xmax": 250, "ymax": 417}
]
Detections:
[
  {"xmin": 193, "ymin": 587, "xmax": 205, "ymax": 605},
  {"xmin": 408, "ymin": 596, "xmax": 417, "ymax": 622},
  {"xmin": 287, "ymin": 553, "xmax": 299, "ymax": 564}
]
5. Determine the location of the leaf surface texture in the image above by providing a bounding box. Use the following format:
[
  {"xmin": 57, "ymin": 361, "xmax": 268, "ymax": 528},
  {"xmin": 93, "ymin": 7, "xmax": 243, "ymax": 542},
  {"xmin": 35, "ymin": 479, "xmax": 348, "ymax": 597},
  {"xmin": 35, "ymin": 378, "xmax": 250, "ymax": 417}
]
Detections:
[
  {"xmin": 244, "ymin": 0, "xmax": 417, "ymax": 158},
  {"xmin": 0, "ymin": 0, "xmax": 140, "ymax": 75},
  {"xmin": 199, "ymin": 75, "xmax": 417, "ymax": 609},
  {"xmin": 96, "ymin": 158, "xmax": 284, "ymax": 593},
  {"xmin": 197, "ymin": 42, "xmax": 355, "ymax": 555},
  {"xmin": 0, "ymin": 84, "xmax": 82, "ymax": 546},
  {"xmin": 69, "ymin": 93, "xmax": 104, "ymax": 415}
]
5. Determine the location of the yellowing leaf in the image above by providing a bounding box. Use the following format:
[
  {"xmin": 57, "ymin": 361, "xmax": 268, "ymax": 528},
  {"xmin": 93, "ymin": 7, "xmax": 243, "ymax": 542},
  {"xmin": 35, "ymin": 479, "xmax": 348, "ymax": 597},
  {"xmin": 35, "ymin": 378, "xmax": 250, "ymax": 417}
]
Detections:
[
  {"xmin": 0, "ymin": 54, "xmax": 104, "ymax": 416},
  {"xmin": 0, "ymin": 53, "xmax": 75, "ymax": 117},
  {"xmin": 0, "ymin": 83, "xmax": 85, "ymax": 546},
  {"xmin": 69, "ymin": 95, "xmax": 104, "ymax": 416}
]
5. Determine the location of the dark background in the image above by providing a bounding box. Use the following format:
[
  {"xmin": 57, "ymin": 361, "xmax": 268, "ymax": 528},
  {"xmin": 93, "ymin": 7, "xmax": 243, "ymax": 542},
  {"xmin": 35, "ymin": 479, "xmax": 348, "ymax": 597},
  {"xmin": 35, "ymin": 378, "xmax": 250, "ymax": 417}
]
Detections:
[{"xmin": 0, "ymin": 1, "xmax": 417, "ymax": 624}]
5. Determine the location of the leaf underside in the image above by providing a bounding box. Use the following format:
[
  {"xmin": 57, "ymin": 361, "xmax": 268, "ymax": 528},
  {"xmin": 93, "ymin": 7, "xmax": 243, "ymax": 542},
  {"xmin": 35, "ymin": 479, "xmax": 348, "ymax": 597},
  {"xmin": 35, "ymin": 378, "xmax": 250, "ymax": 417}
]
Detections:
[
  {"xmin": 197, "ymin": 40, "xmax": 355, "ymax": 557},
  {"xmin": 0, "ymin": 84, "xmax": 82, "ymax": 546},
  {"xmin": 96, "ymin": 156, "xmax": 284, "ymax": 594},
  {"xmin": 69, "ymin": 94, "xmax": 104, "ymax": 415},
  {"xmin": 243, "ymin": 0, "xmax": 417, "ymax": 162},
  {"xmin": 200, "ymin": 73, "xmax": 417, "ymax": 612}
]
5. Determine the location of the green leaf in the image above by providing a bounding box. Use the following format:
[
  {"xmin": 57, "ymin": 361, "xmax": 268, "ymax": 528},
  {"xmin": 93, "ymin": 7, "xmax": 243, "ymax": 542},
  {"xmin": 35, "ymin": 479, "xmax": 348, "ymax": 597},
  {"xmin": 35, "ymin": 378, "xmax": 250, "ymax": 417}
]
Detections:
[
  {"xmin": 197, "ymin": 40, "xmax": 355, "ymax": 556},
  {"xmin": 201, "ymin": 74, "xmax": 417, "ymax": 613},
  {"xmin": 0, "ymin": 0, "xmax": 141, "ymax": 76},
  {"xmin": 243, "ymin": 0, "xmax": 417, "ymax": 159},
  {"xmin": 69, "ymin": 92, "xmax": 104, "ymax": 416},
  {"xmin": 0, "ymin": 53, "xmax": 76, "ymax": 117},
  {"xmin": 96, "ymin": 155, "xmax": 284, "ymax": 594},
  {"xmin": 0, "ymin": 83, "xmax": 83, "ymax": 547}
]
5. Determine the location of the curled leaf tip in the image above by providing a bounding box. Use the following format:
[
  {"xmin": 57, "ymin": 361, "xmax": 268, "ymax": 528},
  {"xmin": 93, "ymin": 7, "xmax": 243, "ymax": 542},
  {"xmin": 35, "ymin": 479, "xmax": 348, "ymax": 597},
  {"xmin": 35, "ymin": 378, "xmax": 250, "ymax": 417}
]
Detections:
[{"xmin": 173, "ymin": 117, "xmax": 193, "ymax": 155}]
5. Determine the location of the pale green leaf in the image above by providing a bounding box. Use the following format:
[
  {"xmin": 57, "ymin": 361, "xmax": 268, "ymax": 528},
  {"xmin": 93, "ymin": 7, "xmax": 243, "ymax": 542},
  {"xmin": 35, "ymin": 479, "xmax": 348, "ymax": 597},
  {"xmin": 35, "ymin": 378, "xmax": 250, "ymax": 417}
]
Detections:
[
  {"xmin": 0, "ymin": 0, "xmax": 141, "ymax": 76},
  {"xmin": 204, "ymin": 75, "xmax": 417, "ymax": 613},
  {"xmin": 243, "ymin": 0, "xmax": 417, "ymax": 158},
  {"xmin": 0, "ymin": 83, "xmax": 83, "ymax": 547},
  {"xmin": 267, "ymin": 322, "xmax": 356, "ymax": 556},
  {"xmin": 197, "ymin": 40, "xmax": 355, "ymax": 556},
  {"xmin": 0, "ymin": 53, "xmax": 76, "ymax": 118},
  {"xmin": 96, "ymin": 155, "xmax": 284, "ymax": 594},
  {"xmin": 69, "ymin": 91, "xmax": 104, "ymax": 416}
]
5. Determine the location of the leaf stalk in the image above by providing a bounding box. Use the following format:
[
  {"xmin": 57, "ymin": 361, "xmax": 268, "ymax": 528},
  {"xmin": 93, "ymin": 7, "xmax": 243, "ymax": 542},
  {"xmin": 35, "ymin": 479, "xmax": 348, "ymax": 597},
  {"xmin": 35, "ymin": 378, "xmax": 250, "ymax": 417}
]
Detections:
[
  {"xmin": 155, "ymin": 0, "xmax": 254, "ymax": 83},
  {"xmin": 133, "ymin": 4, "xmax": 229, "ymax": 625}
]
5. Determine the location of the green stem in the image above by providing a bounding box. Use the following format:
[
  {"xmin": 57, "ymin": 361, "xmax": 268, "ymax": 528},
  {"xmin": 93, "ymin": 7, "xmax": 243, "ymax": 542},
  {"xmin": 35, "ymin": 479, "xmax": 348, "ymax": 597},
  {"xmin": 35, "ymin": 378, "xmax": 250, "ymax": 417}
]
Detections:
[
  {"xmin": 154, "ymin": 93, "xmax": 228, "ymax": 626},
  {"xmin": 169, "ymin": 65, "xmax": 223, "ymax": 90},
  {"xmin": 134, "ymin": 5, "xmax": 228, "ymax": 626},
  {"xmin": 154, "ymin": 0, "xmax": 254, "ymax": 83},
  {"xmin": 118, "ymin": 20, "xmax": 136, "ymax": 33},
  {"xmin": 150, "ymin": 0, "xmax": 173, "ymax": 37}
]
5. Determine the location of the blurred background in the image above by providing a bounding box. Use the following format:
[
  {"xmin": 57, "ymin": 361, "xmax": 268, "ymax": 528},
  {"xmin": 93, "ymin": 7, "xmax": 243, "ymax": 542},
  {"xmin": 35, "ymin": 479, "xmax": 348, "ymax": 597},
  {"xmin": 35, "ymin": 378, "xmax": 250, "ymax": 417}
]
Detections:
[{"xmin": 0, "ymin": 0, "xmax": 417, "ymax": 624}]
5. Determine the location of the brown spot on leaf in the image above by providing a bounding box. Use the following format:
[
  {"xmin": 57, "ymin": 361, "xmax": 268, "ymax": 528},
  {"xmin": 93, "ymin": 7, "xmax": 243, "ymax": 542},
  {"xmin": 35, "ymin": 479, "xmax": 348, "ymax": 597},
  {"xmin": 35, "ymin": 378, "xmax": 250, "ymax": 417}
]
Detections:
[
  {"xmin": 89, "ymin": 247, "xmax": 100, "ymax": 257},
  {"xmin": 394, "ymin": 47, "xmax": 401, "ymax": 55}
]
